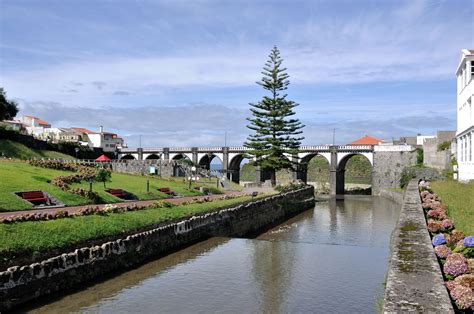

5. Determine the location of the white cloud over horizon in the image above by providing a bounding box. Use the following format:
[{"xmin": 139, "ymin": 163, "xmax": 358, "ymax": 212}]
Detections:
[{"xmin": 0, "ymin": 0, "xmax": 471, "ymax": 147}]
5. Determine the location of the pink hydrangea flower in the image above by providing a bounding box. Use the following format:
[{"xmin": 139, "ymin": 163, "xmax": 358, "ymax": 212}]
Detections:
[
  {"xmin": 427, "ymin": 220, "xmax": 442, "ymax": 233},
  {"xmin": 441, "ymin": 219, "xmax": 454, "ymax": 230},
  {"xmin": 444, "ymin": 253, "xmax": 469, "ymax": 277},
  {"xmin": 454, "ymin": 274, "xmax": 474, "ymax": 290},
  {"xmin": 450, "ymin": 285, "xmax": 473, "ymax": 310},
  {"xmin": 427, "ymin": 209, "xmax": 447, "ymax": 220},
  {"xmin": 434, "ymin": 245, "xmax": 452, "ymax": 259},
  {"xmin": 445, "ymin": 280, "xmax": 456, "ymax": 291}
]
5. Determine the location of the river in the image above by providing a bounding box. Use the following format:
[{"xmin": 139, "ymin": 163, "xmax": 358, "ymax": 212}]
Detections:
[{"xmin": 24, "ymin": 196, "xmax": 400, "ymax": 313}]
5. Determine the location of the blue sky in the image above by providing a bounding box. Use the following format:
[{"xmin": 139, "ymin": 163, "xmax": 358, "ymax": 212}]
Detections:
[{"xmin": 1, "ymin": 0, "xmax": 473, "ymax": 147}]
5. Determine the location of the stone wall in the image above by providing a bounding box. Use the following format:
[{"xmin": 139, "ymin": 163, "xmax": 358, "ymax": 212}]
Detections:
[
  {"xmin": 0, "ymin": 187, "xmax": 315, "ymax": 311},
  {"xmin": 109, "ymin": 160, "xmax": 176, "ymax": 176},
  {"xmin": 372, "ymin": 150, "xmax": 417, "ymax": 194},
  {"xmin": 423, "ymin": 137, "xmax": 452, "ymax": 170},
  {"xmin": 383, "ymin": 180, "xmax": 453, "ymax": 313}
]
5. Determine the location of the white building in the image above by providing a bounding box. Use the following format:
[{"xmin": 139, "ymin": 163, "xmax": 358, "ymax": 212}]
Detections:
[
  {"xmin": 455, "ymin": 49, "xmax": 474, "ymax": 181},
  {"xmin": 21, "ymin": 116, "xmax": 52, "ymax": 138},
  {"xmin": 86, "ymin": 126, "xmax": 125, "ymax": 152}
]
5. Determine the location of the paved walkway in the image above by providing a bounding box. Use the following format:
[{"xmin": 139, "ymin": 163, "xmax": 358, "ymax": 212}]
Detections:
[{"xmin": 0, "ymin": 192, "xmax": 246, "ymax": 219}]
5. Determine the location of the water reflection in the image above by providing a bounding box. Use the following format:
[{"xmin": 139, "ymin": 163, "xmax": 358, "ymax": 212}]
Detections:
[{"xmin": 23, "ymin": 196, "xmax": 399, "ymax": 314}]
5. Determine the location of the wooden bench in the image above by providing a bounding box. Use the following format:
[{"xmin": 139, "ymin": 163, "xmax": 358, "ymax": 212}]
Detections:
[
  {"xmin": 107, "ymin": 189, "xmax": 128, "ymax": 198},
  {"xmin": 21, "ymin": 191, "xmax": 48, "ymax": 203},
  {"xmin": 158, "ymin": 188, "xmax": 174, "ymax": 195}
]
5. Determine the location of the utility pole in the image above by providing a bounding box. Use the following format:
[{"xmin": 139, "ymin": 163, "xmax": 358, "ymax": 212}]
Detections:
[
  {"xmin": 332, "ymin": 128, "xmax": 336, "ymax": 146},
  {"xmin": 224, "ymin": 131, "xmax": 227, "ymax": 147},
  {"xmin": 139, "ymin": 135, "xmax": 142, "ymax": 148}
]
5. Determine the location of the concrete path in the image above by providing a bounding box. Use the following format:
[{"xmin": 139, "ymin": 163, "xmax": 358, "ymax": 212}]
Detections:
[{"xmin": 0, "ymin": 192, "xmax": 246, "ymax": 219}]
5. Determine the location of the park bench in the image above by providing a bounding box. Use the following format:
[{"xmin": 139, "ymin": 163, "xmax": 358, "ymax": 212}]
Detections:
[
  {"xmin": 158, "ymin": 187, "xmax": 175, "ymax": 196},
  {"xmin": 106, "ymin": 188, "xmax": 128, "ymax": 198},
  {"xmin": 21, "ymin": 191, "xmax": 48, "ymax": 204}
]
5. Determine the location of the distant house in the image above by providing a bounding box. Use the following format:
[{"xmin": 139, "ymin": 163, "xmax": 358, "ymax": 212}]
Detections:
[
  {"xmin": 456, "ymin": 49, "xmax": 474, "ymax": 181},
  {"xmin": 86, "ymin": 126, "xmax": 125, "ymax": 152},
  {"xmin": 350, "ymin": 135, "xmax": 385, "ymax": 146},
  {"xmin": 21, "ymin": 116, "xmax": 52, "ymax": 138},
  {"xmin": 0, "ymin": 120, "xmax": 25, "ymax": 133}
]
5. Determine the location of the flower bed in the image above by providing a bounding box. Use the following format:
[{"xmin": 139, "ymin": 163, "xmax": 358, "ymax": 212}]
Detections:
[
  {"xmin": 0, "ymin": 193, "xmax": 248, "ymax": 224},
  {"xmin": 419, "ymin": 180, "xmax": 474, "ymax": 311},
  {"xmin": 29, "ymin": 159, "xmax": 100, "ymax": 201}
]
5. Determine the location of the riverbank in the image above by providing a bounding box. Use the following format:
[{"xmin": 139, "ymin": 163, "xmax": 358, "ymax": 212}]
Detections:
[
  {"xmin": 383, "ymin": 180, "xmax": 453, "ymax": 313},
  {"xmin": 0, "ymin": 186, "xmax": 315, "ymax": 311}
]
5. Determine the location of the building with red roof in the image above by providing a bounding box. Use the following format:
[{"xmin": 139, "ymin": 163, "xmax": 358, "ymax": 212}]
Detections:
[{"xmin": 350, "ymin": 135, "xmax": 385, "ymax": 146}]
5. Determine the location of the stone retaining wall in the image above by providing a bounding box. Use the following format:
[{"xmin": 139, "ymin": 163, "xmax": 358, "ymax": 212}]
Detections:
[
  {"xmin": 383, "ymin": 180, "xmax": 453, "ymax": 313},
  {"xmin": 0, "ymin": 187, "xmax": 315, "ymax": 311}
]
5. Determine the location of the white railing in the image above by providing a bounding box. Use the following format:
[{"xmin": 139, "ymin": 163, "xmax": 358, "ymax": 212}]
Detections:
[
  {"xmin": 300, "ymin": 145, "xmax": 331, "ymax": 150},
  {"xmin": 197, "ymin": 147, "xmax": 222, "ymax": 151},
  {"xmin": 169, "ymin": 147, "xmax": 193, "ymax": 152},
  {"xmin": 338, "ymin": 145, "xmax": 373, "ymax": 151},
  {"xmin": 374, "ymin": 145, "xmax": 414, "ymax": 152}
]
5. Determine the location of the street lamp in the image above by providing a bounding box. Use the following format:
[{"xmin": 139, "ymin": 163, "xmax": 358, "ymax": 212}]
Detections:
[
  {"xmin": 75, "ymin": 147, "xmax": 79, "ymax": 159},
  {"xmin": 189, "ymin": 166, "xmax": 197, "ymax": 189}
]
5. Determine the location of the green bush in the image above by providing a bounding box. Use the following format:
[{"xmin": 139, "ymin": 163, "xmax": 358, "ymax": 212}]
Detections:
[
  {"xmin": 400, "ymin": 168, "xmax": 416, "ymax": 189},
  {"xmin": 416, "ymin": 148, "xmax": 424, "ymax": 167},
  {"xmin": 275, "ymin": 182, "xmax": 306, "ymax": 193},
  {"xmin": 437, "ymin": 141, "xmax": 451, "ymax": 152}
]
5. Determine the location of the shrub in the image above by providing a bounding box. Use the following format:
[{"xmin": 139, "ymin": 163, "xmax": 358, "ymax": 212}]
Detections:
[
  {"xmin": 437, "ymin": 141, "xmax": 451, "ymax": 152},
  {"xmin": 275, "ymin": 182, "xmax": 306, "ymax": 193},
  {"xmin": 400, "ymin": 168, "xmax": 416, "ymax": 189},
  {"xmin": 416, "ymin": 148, "xmax": 424, "ymax": 167},
  {"xmin": 95, "ymin": 167, "xmax": 112, "ymax": 188}
]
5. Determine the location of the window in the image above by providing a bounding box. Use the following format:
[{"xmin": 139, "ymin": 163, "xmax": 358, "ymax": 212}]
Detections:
[{"xmin": 471, "ymin": 61, "xmax": 474, "ymax": 78}]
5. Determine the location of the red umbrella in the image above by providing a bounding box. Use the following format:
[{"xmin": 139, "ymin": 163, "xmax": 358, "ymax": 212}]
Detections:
[{"xmin": 95, "ymin": 154, "xmax": 111, "ymax": 162}]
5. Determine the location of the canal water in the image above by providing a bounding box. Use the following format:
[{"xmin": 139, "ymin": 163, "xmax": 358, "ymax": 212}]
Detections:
[{"xmin": 26, "ymin": 196, "xmax": 400, "ymax": 313}]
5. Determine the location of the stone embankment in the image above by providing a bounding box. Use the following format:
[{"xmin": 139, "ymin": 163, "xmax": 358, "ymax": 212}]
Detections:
[
  {"xmin": 0, "ymin": 186, "xmax": 315, "ymax": 311},
  {"xmin": 383, "ymin": 180, "xmax": 453, "ymax": 313}
]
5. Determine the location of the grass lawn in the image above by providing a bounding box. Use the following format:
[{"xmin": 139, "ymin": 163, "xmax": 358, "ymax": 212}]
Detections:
[
  {"xmin": 0, "ymin": 139, "xmax": 74, "ymax": 160},
  {"xmin": 0, "ymin": 194, "xmax": 267, "ymax": 265},
  {"xmin": 431, "ymin": 180, "xmax": 474, "ymax": 235},
  {"xmin": 0, "ymin": 160, "xmax": 217, "ymax": 211}
]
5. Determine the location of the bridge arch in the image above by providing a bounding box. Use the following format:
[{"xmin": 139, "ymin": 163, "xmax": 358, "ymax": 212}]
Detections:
[
  {"xmin": 198, "ymin": 154, "xmax": 222, "ymax": 170},
  {"xmin": 336, "ymin": 153, "xmax": 373, "ymax": 195},
  {"xmin": 299, "ymin": 153, "xmax": 331, "ymax": 191},
  {"xmin": 120, "ymin": 154, "xmax": 136, "ymax": 160},
  {"xmin": 145, "ymin": 154, "xmax": 160, "ymax": 160}
]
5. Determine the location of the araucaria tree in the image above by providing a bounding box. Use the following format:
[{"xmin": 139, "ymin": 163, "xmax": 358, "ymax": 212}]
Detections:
[{"xmin": 244, "ymin": 46, "xmax": 304, "ymax": 186}]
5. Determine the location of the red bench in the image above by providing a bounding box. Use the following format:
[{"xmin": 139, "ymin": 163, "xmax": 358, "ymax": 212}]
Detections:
[
  {"xmin": 21, "ymin": 191, "xmax": 48, "ymax": 203},
  {"xmin": 107, "ymin": 189, "xmax": 128, "ymax": 198},
  {"xmin": 158, "ymin": 188, "xmax": 174, "ymax": 195}
]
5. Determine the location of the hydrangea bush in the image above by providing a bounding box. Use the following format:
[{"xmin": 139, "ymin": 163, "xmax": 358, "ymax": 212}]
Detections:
[{"xmin": 419, "ymin": 181, "xmax": 473, "ymax": 310}]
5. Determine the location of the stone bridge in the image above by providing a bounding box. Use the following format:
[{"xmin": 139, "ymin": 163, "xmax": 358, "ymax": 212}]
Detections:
[{"xmin": 118, "ymin": 145, "xmax": 416, "ymax": 195}]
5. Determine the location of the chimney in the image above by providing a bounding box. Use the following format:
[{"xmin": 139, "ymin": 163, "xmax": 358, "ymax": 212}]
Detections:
[{"xmin": 99, "ymin": 125, "xmax": 103, "ymax": 133}]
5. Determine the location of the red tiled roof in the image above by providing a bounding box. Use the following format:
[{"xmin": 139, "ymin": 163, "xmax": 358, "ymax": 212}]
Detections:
[
  {"xmin": 350, "ymin": 135, "xmax": 385, "ymax": 145},
  {"xmin": 70, "ymin": 127, "xmax": 94, "ymax": 134},
  {"xmin": 24, "ymin": 115, "xmax": 50, "ymax": 126}
]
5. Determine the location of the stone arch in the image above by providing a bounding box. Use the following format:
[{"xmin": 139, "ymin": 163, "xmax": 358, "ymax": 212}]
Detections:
[
  {"xmin": 120, "ymin": 154, "xmax": 136, "ymax": 160},
  {"xmin": 336, "ymin": 153, "xmax": 373, "ymax": 195},
  {"xmin": 198, "ymin": 154, "xmax": 223, "ymax": 171},
  {"xmin": 145, "ymin": 154, "xmax": 160, "ymax": 160},
  {"xmin": 300, "ymin": 153, "xmax": 331, "ymax": 189},
  {"xmin": 172, "ymin": 154, "xmax": 190, "ymax": 161},
  {"xmin": 227, "ymin": 154, "xmax": 247, "ymax": 183}
]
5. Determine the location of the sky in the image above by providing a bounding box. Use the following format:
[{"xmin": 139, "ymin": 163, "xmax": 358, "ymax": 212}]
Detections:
[{"xmin": 1, "ymin": 0, "xmax": 473, "ymax": 148}]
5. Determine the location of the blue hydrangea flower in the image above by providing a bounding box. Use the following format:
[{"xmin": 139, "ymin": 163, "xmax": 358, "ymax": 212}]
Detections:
[
  {"xmin": 432, "ymin": 234, "xmax": 447, "ymax": 246},
  {"xmin": 463, "ymin": 236, "xmax": 474, "ymax": 247}
]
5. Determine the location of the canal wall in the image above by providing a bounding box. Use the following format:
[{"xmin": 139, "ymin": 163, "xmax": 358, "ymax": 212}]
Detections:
[
  {"xmin": 383, "ymin": 180, "xmax": 453, "ymax": 313},
  {"xmin": 0, "ymin": 187, "xmax": 315, "ymax": 311}
]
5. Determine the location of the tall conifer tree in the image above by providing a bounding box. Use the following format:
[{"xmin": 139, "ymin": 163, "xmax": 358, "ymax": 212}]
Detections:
[{"xmin": 244, "ymin": 46, "xmax": 305, "ymax": 186}]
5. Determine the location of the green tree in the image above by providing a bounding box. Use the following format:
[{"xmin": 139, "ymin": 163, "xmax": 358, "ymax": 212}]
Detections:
[
  {"xmin": 244, "ymin": 46, "xmax": 305, "ymax": 186},
  {"xmin": 0, "ymin": 88, "xmax": 19, "ymax": 121},
  {"xmin": 95, "ymin": 167, "xmax": 112, "ymax": 188}
]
